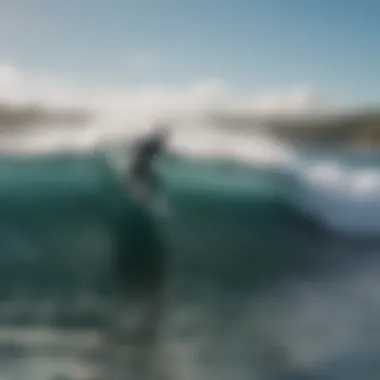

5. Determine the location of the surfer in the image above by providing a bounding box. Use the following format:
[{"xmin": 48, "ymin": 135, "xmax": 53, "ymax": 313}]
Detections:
[{"xmin": 129, "ymin": 125, "xmax": 170, "ymax": 194}]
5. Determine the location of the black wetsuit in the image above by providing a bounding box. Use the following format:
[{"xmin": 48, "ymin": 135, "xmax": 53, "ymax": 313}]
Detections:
[{"xmin": 130, "ymin": 135, "xmax": 165, "ymax": 191}]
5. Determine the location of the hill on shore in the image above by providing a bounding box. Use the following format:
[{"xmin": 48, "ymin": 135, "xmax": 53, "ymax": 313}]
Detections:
[
  {"xmin": 211, "ymin": 108, "xmax": 380, "ymax": 147},
  {"xmin": 0, "ymin": 103, "xmax": 91, "ymax": 130}
]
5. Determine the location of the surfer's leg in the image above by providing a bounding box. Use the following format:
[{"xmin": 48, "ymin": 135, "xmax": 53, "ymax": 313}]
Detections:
[{"xmin": 102, "ymin": 210, "xmax": 168, "ymax": 379}]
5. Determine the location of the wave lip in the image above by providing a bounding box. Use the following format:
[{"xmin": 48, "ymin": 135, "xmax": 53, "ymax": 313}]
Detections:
[{"xmin": 290, "ymin": 156, "xmax": 380, "ymax": 237}]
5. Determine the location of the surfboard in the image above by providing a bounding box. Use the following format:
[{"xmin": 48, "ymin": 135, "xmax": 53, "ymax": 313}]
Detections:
[{"xmin": 128, "ymin": 175, "xmax": 170, "ymax": 218}]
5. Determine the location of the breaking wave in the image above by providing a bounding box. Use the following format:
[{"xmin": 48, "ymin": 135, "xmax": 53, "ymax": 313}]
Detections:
[{"xmin": 0, "ymin": 114, "xmax": 379, "ymax": 236}]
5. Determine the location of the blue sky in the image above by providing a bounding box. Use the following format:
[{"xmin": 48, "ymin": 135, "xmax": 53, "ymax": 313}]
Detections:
[{"xmin": 1, "ymin": 0, "xmax": 380, "ymax": 107}]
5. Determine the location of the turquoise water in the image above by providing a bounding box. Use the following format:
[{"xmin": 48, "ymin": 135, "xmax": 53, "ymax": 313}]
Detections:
[{"xmin": 0, "ymin": 152, "xmax": 379, "ymax": 379}]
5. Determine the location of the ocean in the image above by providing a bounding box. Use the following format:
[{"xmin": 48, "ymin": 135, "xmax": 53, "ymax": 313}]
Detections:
[{"xmin": 0, "ymin": 125, "xmax": 380, "ymax": 380}]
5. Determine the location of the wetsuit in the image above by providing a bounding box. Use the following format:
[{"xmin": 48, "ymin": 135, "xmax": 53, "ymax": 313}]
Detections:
[{"xmin": 129, "ymin": 133, "xmax": 166, "ymax": 192}]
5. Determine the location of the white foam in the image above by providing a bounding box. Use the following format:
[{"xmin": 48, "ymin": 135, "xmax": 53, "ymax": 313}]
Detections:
[
  {"xmin": 292, "ymin": 158, "xmax": 380, "ymax": 235},
  {"xmin": 169, "ymin": 121, "xmax": 292, "ymax": 165}
]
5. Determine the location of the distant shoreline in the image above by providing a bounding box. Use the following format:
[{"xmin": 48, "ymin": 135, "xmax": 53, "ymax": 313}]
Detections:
[
  {"xmin": 0, "ymin": 103, "xmax": 91, "ymax": 130},
  {"xmin": 210, "ymin": 109, "xmax": 380, "ymax": 148}
]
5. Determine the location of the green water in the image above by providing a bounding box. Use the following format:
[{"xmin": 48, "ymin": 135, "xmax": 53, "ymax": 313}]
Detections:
[
  {"xmin": 0, "ymin": 154, "xmax": 150, "ymax": 308},
  {"xmin": 0, "ymin": 152, "xmax": 324, "ymax": 308},
  {"xmin": 0, "ymin": 152, "xmax": 379, "ymax": 379}
]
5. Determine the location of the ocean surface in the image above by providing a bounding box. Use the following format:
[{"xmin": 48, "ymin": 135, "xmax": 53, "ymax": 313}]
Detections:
[{"xmin": 0, "ymin": 127, "xmax": 380, "ymax": 380}]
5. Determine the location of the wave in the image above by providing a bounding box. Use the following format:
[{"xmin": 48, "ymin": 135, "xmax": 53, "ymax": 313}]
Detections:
[
  {"xmin": 169, "ymin": 126, "xmax": 380, "ymax": 237},
  {"xmin": 161, "ymin": 126, "xmax": 380, "ymax": 237},
  {"xmin": 289, "ymin": 152, "xmax": 380, "ymax": 236},
  {"xmin": 0, "ymin": 115, "xmax": 378, "ymax": 236}
]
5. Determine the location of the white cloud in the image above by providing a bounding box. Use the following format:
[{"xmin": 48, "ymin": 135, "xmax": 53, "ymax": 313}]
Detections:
[
  {"xmin": 0, "ymin": 63, "xmax": 330, "ymax": 116},
  {"xmin": 0, "ymin": 62, "xmax": 341, "ymax": 157},
  {"xmin": 0, "ymin": 63, "xmax": 20, "ymax": 84},
  {"xmin": 225, "ymin": 88, "xmax": 330, "ymax": 116}
]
